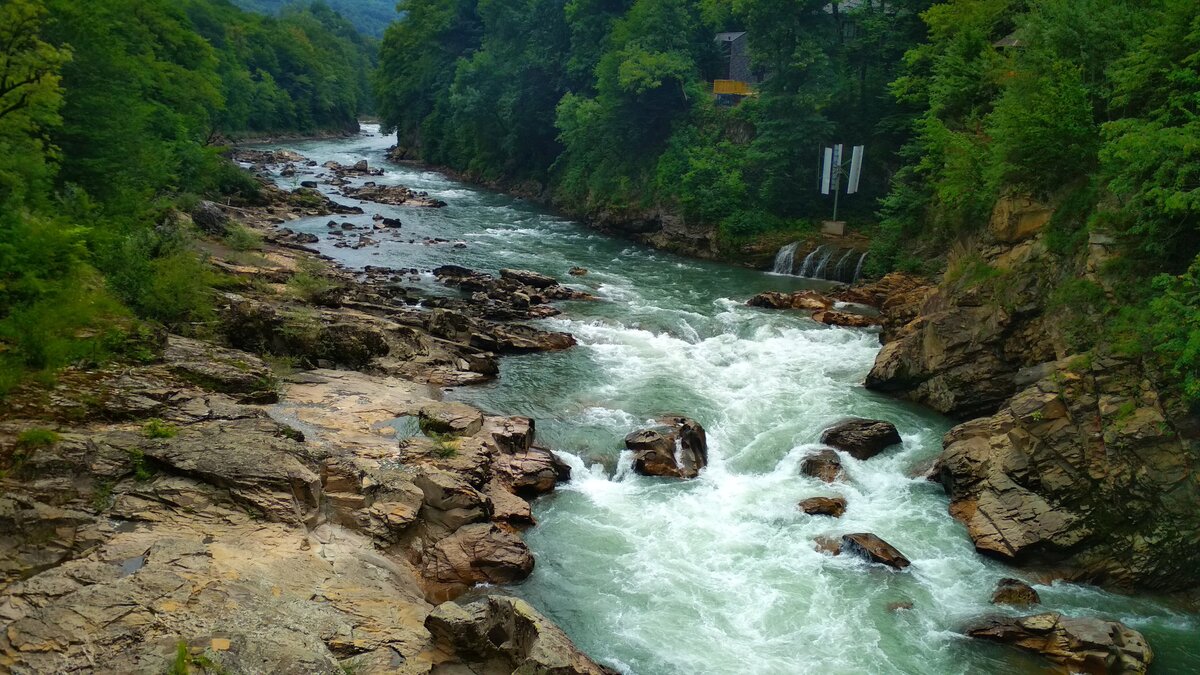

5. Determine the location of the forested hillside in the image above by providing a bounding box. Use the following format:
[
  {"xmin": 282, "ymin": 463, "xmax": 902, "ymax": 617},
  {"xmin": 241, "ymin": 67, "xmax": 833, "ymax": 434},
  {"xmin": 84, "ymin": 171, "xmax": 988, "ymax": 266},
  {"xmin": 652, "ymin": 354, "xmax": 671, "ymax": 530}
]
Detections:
[
  {"xmin": 376, "ymin": 0, "xmax": 1199, "ymax": 407},
  {"xmin": 0, "ymin": 0, "xmax": 372, "ymax": 393},
  {"xmin": 232, "ymin": 0, "xmax": 401, "ymax": 37}
]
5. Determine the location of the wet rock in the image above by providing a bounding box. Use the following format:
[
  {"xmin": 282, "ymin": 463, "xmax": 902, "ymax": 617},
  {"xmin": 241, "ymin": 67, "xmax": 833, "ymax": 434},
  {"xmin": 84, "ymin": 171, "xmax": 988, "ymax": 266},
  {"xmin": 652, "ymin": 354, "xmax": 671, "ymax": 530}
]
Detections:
[
  {"xmin": 568, "ymin": 267, "xmax": 588, "ymax": 276},
  {"xmin": 820, "ymin": 418, "xmax": 902, "ymax": 460},
  {"xmin": 342, "ymin": 184, "xmax": 445, "ymax": 208},
  {"xmin": 966, "ymin": 613, "xmax": 1152, "ymax": 674},
  {"xmin": 800, "ymin": 449, "xmax": 845, "ymax": 483},
  {"xmin": 747, "ymin": 290, "xmax": 832, "ymax": 311},
  {"xmin": 493, "ymin": 447, "xmax": 568, "ymax": 498},
  {"xmin": 418, "ymin": 402, "xmax": 484, "ymax": 437},
  {"xmin": 888, "ymin": 601, "xmax": 914, "ymax": 612},
  {"xmin": 991, "ymin": 578, "xmax": 1040, "ymax": 606},
  {"xmin": 299, "ymin": 180, "xmax": 318, "ymax": 188},
  {"xmin": 499, "ymin": 268, "xmax": 558, "ymax": 289},
  {"xmin": 841, "ymin": 533, "xmax": 911, "ymax": 570},
  {"xmin": 421, "ymin": 523, "xmax": 534, "ymax": 592},
  {"xmin": 813, "ymin": 535, "xmax": 843, "ymax": 556},
  {"xmin": 483, "ymin": 324, "xmax": 577, "ymax": 353},
  {"xmin": 426, "ymin": 595, "xmax": 616, "ymax": 675},
  {"xmin": 811, "ymin": 310, "xmax": 882, "ymax": 328},
  {"xmin": 798, "ymin": 496, "xmax": 847, "ymax": 518},
  {"xmin": 191, "ymin": 200, "xmax": 229, "ymax": 236},
  {"xmin": 625, "ymin": 416, "xmax": 708, "ymax": 479},
  {"xmin": 352, "ymin": 159, "xmax": 369, "ymax": 173}
]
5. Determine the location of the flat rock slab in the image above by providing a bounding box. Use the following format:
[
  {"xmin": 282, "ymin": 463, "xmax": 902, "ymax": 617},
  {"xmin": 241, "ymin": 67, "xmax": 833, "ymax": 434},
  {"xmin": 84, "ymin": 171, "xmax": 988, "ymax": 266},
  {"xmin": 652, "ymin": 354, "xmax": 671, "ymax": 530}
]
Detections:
[
  {"xmin": 967, "ymin": 612, "xmax": 1152, "ymax": 674},
  {"xmin": 419, "ymin": 402, "xmax": 485, "ymax": 437}
]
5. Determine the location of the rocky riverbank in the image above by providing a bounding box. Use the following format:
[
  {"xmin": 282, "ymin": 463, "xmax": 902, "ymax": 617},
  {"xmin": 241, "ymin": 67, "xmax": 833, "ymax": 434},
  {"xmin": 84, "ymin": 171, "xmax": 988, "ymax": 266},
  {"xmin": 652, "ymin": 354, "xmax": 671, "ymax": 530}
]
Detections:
[{"xmin": 0, "ymin": 156, "xmax": 612, "ymax": 673}]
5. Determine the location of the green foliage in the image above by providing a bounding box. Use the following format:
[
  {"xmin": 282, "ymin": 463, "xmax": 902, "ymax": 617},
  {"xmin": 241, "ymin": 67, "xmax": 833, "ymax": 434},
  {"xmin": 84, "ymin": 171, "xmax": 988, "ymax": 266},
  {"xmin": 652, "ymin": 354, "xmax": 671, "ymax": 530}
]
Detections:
[
  {"xmin": 16, "ymin": 428, "xmax": 60, "ymax": 449},
  {"xmin": 232, "ymin": 0, "xmax": 400, "ymax": 38},
  {"xmin": 286, "ymin": 259, "xmax": 339, "ymax": 302},
  {"xmin": 223, "ymin": 224, "xmax": 264, "ymax": 252},
  {"xmin": 376, "ymin": 0, "xmax": 934, "ymax": 246},
  {"xmin": 142, "ymin": 418, "xmax": 178, "ymax": 439},
  {"xmin": 427, "ymin": 431, "xmax": 460, "ymax": 458},
  {"xmin": 1141, "ymin": 259, "xmax": 1200, "ymax": 407}
]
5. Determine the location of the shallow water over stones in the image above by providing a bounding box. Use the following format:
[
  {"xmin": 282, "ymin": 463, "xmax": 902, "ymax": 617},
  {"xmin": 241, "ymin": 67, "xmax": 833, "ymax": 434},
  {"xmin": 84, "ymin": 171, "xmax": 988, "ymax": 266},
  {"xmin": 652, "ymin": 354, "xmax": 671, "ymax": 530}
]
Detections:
[{"xmin": 261, "ymin": 126, "xmax": 1200, "ymax": 675}]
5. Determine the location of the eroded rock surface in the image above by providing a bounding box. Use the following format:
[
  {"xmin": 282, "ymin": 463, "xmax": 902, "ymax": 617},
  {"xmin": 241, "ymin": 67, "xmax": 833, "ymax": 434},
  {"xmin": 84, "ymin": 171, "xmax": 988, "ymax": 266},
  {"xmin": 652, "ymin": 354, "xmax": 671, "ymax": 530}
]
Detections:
[
  {"xmin": 625, "ymin": 416, "xmax": 708, "ymax": 479},
  {"xmin": 426, "ymin": 595, "xmax": 617, "ymax": 675},
  {"xmin": 967, "ymin": 613, "xmax": 1152, "ymax": 674},
  {"xmin": 937, "ymin": 357, "xmax": 1200, "ymax": 589}
]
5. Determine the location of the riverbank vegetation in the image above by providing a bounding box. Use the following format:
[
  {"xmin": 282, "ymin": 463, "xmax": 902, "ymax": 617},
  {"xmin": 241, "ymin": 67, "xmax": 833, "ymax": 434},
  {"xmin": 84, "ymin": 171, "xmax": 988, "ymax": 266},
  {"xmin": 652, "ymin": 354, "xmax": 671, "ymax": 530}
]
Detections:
[
  {"xmin": 0, "ymin": 0, "xmax": 372, "ymax": 394},
  {"xmin": 376, "ymin": 0, "xmax": 1199, "ymax": 406}
]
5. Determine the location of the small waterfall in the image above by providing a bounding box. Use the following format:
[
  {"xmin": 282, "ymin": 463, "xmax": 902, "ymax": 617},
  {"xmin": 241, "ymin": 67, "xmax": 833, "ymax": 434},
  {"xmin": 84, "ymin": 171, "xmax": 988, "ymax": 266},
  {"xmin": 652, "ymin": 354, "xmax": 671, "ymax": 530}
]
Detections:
[
  {"xmin": 832, "ymin": 250, "xmax": 854, "ymax": 282},
  {"xmin": 798, "ymin": 245, "xmax": 826, "ymax": 277},
  {"xmin": 813, "ymin": 247, "xmax": 836, "ymax": 279},
  {"xmin": 769, "ymin": 243, "xmax": 866, "ymax": 283},
  {"xmin": 852, "ymin": 252, "xmax": 868, "ymax": 282},
  {"xmin": 772, "ymin": 242, "xmax": 801, "ymax": 275}
]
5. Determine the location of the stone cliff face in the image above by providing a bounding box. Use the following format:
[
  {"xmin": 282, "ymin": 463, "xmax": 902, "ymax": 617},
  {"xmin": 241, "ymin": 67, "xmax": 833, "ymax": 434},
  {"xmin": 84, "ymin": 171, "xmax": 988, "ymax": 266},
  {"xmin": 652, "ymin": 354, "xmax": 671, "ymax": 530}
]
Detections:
[{"xmin": 863, "ymin": 195, "xmax": 1200, "ymax": 590}]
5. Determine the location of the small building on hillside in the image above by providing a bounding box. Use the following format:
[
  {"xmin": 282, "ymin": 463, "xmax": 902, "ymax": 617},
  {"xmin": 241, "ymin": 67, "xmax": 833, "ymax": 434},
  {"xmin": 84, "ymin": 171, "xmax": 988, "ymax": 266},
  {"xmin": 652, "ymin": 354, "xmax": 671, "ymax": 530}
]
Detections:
[{"xmin": 714, "ymin": 32, "xmax": 761, "ymax": 105}]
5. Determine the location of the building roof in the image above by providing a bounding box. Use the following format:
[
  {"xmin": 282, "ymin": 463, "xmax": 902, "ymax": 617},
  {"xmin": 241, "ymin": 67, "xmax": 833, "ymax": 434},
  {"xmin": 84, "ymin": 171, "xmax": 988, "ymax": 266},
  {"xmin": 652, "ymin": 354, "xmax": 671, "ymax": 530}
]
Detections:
[{"xmin": 715, "ymin": 32, "xmax": 747, "ymax": 42}]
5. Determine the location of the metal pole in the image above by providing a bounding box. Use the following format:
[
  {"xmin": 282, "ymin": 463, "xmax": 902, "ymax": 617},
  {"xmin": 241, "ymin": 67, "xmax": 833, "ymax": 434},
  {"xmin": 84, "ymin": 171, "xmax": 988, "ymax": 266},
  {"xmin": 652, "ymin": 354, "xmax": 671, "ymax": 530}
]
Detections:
[{"xmin": 832, "ymin": 165, "xmax": 841, "ymax": 221}]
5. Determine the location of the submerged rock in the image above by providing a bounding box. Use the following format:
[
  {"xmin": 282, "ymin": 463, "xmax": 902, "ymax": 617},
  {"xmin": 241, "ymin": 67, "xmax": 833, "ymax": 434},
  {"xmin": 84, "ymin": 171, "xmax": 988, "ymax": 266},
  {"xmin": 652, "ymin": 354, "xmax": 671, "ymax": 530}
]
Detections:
[
  {"xmin": 800, "ymin": 449, "xmax": 845, "ymax": 483},
  {"xmin": 841, "ymin": 533, "xmax": 911, "ymax": 570},
  {"xmin": 966, "ymin": 613, "xmax": 1152, "ymax": 674},
  {"xmin": 991, "ymin": 578, "xmax": 1041, "ymax": 606},
  {"xmin": 426, "ymin": 595, "xmax": 617, "ymax": 675},
  {"xmin": 820, "ymin": 418, "xmax": 902, "ymax": 460},
  {"xmin": 798, "ymin": 496, "xmax": 847, "ymax": 518},
  {"xmin": 625, "ymin": 416, "xmax": 708, "ymax": 479}
]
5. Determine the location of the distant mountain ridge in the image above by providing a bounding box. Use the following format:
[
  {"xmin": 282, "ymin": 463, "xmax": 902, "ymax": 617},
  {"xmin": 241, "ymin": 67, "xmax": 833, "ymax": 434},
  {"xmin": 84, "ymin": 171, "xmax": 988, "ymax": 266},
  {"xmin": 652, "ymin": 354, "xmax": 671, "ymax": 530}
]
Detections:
[{"xmin": 231, "ymin": 0, "xmax": 400, "ymax": 37}]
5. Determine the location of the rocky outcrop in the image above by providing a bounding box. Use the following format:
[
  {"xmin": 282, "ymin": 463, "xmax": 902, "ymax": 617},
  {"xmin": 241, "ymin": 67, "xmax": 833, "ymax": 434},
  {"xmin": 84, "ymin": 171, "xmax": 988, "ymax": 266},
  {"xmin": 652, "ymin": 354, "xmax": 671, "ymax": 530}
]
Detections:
[
  {"xmin": 936, "ymin": 356, "xmax": 1200, "ymax": 589},
  {"xmin": 426, "ymin": 595, "xmax": 617, "ymax": 675},
  {"xmin": 800, "ymin": 449, "xmax": 845, "ymax": 483},
  {"xmin": 798, "ymin": 496, "xmax": 846, "ymax": 517},
  {"xmin": 820, "ymin": 418, "xmax": 902, "ymax": 460},
  {"xmin": 991, "ymin": 578, "xmax": 1040, "ymax": 606},
  {"xmin": 625, "ymin": 416, "xmax": 708, "ymax": 479},
  {"xmin": 342, "ymin": 183, "xmax": 447, "ymax": 208},
  {"xmin": 747, "ymin": 290, "xmax": 832, "ymax": 311},
  {"xmin": 841, "ymin": 533, "xmax": 911, "ymax": 570},
  {"xmin": 966, "ymin": 613, "xmax": 1153, "ymax": 674},
  {"xmin": 433, "ymin": 265, "xmax": 594, "ymax": 323}
]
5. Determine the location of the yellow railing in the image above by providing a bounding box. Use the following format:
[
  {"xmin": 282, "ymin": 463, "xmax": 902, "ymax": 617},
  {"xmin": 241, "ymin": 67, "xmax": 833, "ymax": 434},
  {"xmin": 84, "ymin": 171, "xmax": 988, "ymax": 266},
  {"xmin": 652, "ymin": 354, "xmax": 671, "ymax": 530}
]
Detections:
[{"xmin": 713, "ymin": 79, "xmax": 752, "ymax": 96}]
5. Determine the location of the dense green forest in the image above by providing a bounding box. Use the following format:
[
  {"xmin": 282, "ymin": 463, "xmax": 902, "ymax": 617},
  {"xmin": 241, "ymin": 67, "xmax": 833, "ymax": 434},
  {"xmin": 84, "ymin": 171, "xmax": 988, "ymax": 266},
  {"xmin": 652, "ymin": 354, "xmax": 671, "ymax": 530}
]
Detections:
[
  {"xmin": 232, "ymin": 0, "xmax": 401, "ymax": 37},
  {"xmin": 0, "ymin": 0, "xmax": 372, "ymax": 393},
  {"xmin": 376, "ymin": 0, "xmax": 1199, "ymax": 405}
]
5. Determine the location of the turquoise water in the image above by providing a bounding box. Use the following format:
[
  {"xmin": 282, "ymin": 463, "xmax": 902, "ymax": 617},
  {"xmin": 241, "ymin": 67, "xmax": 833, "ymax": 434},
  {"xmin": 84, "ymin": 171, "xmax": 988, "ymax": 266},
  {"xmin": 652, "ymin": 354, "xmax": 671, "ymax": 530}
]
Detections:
[{"xmin": 263, "ymin": 126, "xmax": 1200, "ymax": 674}]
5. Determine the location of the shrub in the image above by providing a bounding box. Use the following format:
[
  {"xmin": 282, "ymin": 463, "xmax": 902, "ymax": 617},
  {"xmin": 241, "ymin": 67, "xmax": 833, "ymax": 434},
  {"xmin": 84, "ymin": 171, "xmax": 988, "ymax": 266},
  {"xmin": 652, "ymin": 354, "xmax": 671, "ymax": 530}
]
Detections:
[
  {"xmin": 223, "ymin": 224, "xmax": 263, "ymax": 252},
  {"xmin": 142, "ymin": 418, "xmax": 178, "ymax": 439},
  {"xmin": 286, "ymin": 259, "xmax": 339, "ymax": 302}
]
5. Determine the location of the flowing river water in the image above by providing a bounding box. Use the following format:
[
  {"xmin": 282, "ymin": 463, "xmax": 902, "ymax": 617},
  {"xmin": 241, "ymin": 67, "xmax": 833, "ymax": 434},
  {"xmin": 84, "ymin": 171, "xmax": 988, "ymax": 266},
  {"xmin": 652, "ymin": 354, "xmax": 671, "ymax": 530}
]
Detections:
[{"xmin": 260, "ymin": 126, "xmax": 1199, "ymax": 674}]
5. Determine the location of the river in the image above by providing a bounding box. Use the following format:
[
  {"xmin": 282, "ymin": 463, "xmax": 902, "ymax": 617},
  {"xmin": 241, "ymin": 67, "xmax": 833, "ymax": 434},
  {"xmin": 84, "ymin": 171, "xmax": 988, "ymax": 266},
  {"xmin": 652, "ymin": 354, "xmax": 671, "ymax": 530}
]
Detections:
[{"xmin": 258, "ymin": 125, "xmax": 1199, "ymax": 674}]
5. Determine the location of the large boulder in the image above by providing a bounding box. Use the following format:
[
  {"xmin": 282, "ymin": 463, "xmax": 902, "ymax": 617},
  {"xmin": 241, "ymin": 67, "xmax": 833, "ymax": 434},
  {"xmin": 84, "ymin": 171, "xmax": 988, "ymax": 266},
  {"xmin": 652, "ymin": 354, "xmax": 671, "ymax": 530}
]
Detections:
[
  {"xmin": 800, "ymin": 449, "xmax": 845, "ymax": 483},
  {"xmin": 820, "ymin": 418, "xmax": 902, "ymax": 460},
  {"xmin": 191, "ymin": 200, "xmax": 229, "ymax": 236},
  {"xmin": 937, "ymin": 357, "xmax": 1200, "ymax": 589},
  {"xmin": 747, "ymin": 290, "xmax": 832, "ymax": 312},
  {"xmin": 499, "ymin": 268, "xmax": 558, "ymax": 289},
  {"xmin": 426, "ymin": 595, "xmax": 616, "ymax": 675},
  {"xmin": 625, "ymin": 416, "xmax": 708, "ymax": 479},
  {"xmin": 421, "ymin": 523, "xmax": 534, "ymax": 592},
  {"xmin": 991, "ymin": 578, "xmax": 1040, "ymax": 606},
  {"xmin": 966, "ymin": 613, "xmax": 1152, "ymax": 674},
  {"xmin": 798, "ymin": 496, "xmax": 847, "ymax": 518},
  {"xmin": 841, "ymin": 533, "xmax": 910, "ymax": 570}
]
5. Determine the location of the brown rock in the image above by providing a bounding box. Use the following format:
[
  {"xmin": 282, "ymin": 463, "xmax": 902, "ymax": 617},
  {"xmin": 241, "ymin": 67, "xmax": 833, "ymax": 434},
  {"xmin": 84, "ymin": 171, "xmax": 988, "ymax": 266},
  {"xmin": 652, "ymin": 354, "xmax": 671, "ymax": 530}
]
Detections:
[
  {"xmin": 419, "ymin": 402, "xmax": 485, "ymax": 437},
  {"xmin": 625, "ymin": 416, "xmax": 708, "ymax": 479},
  {"xmin": 888, "ymin": 601, "xmax": 914, "ymax": 612},
  {"xmin": 937, "ymin": 358, "xmax": 1200, "ymax": 589},
  {"xmin": 426, "ymin": 595, "xmax": 616, "ymax": 675},
  {"xmin": 568, "ymin": 267, "xmax": 589, "ymax": 276},
  {"xmin": 967, "ymin": 613, "xmax": 1152, "ymax": 674},
  {"xmin": 813, "ymin": 535, "xmax": 843, "ymax": 555},
  {"xmin": 800, "ymin": 449, "xmax": 845, "ymax": 483},
  {"xmin": 992, "ymin": 578, "xmax": 1041, "ymax": 606},
  {"xmin": 421, "ymin": 522, "xmax": 535, "ymax": 591},
  {"xmin": 841, "ymin": 533, "xmax": 911, "ymax": 570},
  {"xmin": 798, "ymin": 496, "xmax": 847, "ymax": 518},
  {"xmin": 494, "ymin": 447, "xmax": 568, "ymax": 497},
  {"xmin": 820, "ymin": 418, "xmax": 902, "ymax": 460},
  {"xmin": 811, "ymin": 310, "xmax": 881, "ymax": 328},
  {"xmin": 499, "ymin": 268, "xmax": 558, "ymax": 289},
  {"xmin": 747, "ymin": 290, "xmax": 832, "ymax": 312}
]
